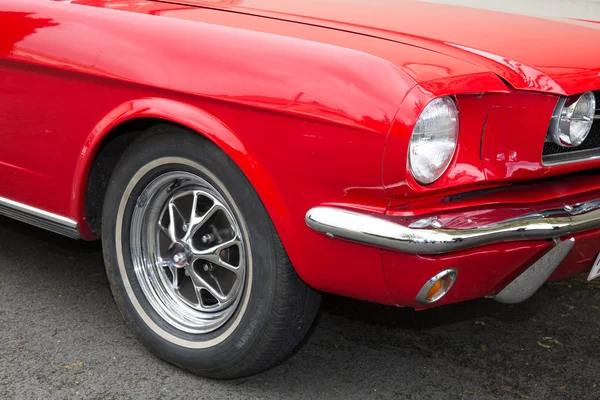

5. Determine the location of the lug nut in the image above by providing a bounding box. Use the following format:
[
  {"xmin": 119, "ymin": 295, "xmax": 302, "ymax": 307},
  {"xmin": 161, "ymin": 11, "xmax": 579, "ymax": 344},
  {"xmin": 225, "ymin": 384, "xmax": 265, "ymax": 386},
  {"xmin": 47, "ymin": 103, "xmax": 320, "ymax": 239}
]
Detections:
[{"xmin": 201, "ymin": 233, "xmax": 215, "ymax": 244}]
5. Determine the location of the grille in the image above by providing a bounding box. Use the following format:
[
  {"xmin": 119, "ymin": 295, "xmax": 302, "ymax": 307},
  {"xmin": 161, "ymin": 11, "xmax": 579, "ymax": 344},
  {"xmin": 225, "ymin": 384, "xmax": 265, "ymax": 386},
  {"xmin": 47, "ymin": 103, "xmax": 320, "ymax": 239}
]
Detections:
[{"xmin": 542, "ymin": 90, "xmax": 600, "ymax": 165}]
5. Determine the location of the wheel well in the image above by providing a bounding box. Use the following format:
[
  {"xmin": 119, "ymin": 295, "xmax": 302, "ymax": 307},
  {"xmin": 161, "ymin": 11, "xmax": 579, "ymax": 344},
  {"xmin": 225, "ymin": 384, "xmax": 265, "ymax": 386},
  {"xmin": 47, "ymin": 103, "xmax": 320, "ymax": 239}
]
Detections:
[{"xmin": 84, "ymin": 118, "xmax": 164, "ymax": 235}]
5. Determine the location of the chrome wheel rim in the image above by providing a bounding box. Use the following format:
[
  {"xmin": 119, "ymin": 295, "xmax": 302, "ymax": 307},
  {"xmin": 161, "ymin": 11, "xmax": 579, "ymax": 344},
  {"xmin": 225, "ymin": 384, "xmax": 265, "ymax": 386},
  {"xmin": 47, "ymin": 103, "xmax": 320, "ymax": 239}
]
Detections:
[{"xmin": 130, "ymin": 170, "xmax": 247, "ymax": 334}]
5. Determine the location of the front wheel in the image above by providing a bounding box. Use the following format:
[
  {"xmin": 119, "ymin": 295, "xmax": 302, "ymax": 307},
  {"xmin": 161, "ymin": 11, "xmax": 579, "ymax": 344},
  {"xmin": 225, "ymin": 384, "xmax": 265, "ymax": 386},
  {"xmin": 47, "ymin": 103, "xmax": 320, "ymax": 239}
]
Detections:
[{"xmin": 101, "ymin": 124, "xmax": 320, "ymax": 379}]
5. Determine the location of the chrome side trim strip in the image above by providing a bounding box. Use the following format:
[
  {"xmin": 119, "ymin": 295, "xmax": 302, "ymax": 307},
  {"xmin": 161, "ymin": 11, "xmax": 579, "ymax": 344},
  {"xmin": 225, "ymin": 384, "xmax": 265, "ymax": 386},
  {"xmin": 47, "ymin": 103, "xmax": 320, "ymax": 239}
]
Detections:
[
  {"xmin": 494, "ymin": 238, "xmax": 574, "ymax": 304},
  {"xmin": 0, "ymin": 196, "xmax": 80, "ymax": 239},
  {"xmin": 305, "ymin": 200, "xmax": 600, "ymax": 254}
]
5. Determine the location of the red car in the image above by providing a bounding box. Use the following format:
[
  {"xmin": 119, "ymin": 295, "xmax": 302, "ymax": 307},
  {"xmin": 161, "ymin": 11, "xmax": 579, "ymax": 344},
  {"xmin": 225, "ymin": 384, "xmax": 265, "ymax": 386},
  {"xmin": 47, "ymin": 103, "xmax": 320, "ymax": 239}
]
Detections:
[{"xmin": 2, "ymin": 0, "xmax": 600, "ymax": 378}]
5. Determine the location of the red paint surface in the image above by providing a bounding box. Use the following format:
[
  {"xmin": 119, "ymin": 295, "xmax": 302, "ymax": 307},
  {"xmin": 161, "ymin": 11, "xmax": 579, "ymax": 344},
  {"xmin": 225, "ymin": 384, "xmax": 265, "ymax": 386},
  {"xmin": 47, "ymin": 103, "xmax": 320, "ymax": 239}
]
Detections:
[
  {"xmin": 159, "ymin": 0, "xmax": 600, "ymax": 95},
  {"xmin": 1, "ymin": 0, "xmax": 600, "ymax": 306}
]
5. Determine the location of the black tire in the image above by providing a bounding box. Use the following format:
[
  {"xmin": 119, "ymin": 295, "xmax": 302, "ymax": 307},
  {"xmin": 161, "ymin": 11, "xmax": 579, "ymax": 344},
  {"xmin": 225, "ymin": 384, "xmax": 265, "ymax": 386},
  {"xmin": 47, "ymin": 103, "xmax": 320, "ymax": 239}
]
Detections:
[{"xmin": 101, "ymin": 123, "xmax": 321, "ymax": 379}]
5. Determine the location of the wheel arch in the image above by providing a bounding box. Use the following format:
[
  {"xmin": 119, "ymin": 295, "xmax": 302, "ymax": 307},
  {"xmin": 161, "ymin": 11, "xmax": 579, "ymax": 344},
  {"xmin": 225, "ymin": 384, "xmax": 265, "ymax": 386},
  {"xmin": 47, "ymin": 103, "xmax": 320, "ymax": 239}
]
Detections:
[{"xmin": 74, "ymin": 97, "xmax": 288, "ymax": 240}]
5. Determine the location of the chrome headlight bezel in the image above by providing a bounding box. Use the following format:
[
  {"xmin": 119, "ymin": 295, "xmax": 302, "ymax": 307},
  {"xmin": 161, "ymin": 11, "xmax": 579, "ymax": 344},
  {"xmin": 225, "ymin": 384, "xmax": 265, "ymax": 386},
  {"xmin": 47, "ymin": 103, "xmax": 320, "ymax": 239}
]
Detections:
[
  {"xmin": 408, "ymin": 96, "xmax": 459, "ymax": 185},
  {"xmin": 547, "ymin": 91, "xmax": 596, "ymax": 148}
]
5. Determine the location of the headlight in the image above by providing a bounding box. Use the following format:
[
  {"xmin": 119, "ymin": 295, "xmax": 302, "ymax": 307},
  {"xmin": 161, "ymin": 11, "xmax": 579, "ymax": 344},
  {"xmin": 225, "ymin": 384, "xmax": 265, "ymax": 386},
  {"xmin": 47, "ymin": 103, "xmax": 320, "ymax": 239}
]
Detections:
[
  {"xmin": 409, "ymin": 96, "xmax": 459, "ymax": 185},
  {"xmin": 547, "ymin": 91, "xmax": 595, "ymax": 147}
]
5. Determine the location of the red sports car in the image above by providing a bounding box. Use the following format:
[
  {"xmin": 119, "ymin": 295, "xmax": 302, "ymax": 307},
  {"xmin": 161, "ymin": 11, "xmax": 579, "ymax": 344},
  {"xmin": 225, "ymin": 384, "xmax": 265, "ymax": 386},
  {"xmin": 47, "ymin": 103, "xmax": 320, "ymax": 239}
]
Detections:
[{"xmin": 2, "ymin": 0, "xmax": 600, "ymax": 378}]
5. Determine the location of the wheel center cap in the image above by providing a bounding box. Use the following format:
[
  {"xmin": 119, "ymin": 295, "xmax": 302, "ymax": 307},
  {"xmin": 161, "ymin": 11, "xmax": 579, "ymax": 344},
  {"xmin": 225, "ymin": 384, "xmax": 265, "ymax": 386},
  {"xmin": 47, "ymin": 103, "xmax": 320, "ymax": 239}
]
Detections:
[{"xmin": 169, "ymin": 242, "xmax": 190, "ymax": 268}]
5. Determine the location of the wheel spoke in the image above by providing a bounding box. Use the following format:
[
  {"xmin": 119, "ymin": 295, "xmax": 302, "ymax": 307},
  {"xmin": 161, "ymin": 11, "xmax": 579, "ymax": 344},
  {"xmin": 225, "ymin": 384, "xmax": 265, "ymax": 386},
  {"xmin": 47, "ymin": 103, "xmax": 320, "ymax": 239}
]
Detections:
[
  {"xmin": 158, "ymin": 223, "xmax": 170, "ymax": 238},
  {"xmin": 172, "ymin": 203, "xmax": 188, "ymax": 227},
  {"xmin": 186, "ymin": 266, "xmax": 227, "ymax": 303},
  {"xmin": 192, "ymin": 237, "xmax": 241, "ymax": 273},
  {"xmin": 208, "ymin": 271, "xmax": 225, "ymax": 298},
  {"xmin": 171, "ymin": 266, "xmax": 181, "ymax": 289},
  {"xmin": 167, "ymin": 203, "xmax": 180, "ymax": 242},
  {"xmin": 157, "ymin": 228, "xmax": 171, "ymax": 256},
  {"xmin": 211, "ymin": 258, "xmax": 238, "ymax": 273},
  {"xmin": 157, "ymin": 259, "xmax": 181, "ymax": 290},
  {"xmin": 189, "ymin": 191, "xmax": 199, "ymax": 225},
  {"xmin": 184, "ymin": 195, "xmax": 224, "ymax": 240}
]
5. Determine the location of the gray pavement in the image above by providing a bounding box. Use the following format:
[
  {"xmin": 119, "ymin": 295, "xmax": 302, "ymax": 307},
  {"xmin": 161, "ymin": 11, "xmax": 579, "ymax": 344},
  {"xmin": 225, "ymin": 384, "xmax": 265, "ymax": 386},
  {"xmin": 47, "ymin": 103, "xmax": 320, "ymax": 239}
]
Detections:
[{"xmin": 0, "ymin": 217, "xmax": 599, "ymax": 399}]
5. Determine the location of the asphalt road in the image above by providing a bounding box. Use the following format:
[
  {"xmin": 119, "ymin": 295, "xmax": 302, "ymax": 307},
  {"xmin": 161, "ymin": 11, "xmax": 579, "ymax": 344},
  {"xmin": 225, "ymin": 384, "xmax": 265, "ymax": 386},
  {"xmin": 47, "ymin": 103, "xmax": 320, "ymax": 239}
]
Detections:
[{"xmin": 0, "ymin": 216, "xmax": 599, "ymax": 399}]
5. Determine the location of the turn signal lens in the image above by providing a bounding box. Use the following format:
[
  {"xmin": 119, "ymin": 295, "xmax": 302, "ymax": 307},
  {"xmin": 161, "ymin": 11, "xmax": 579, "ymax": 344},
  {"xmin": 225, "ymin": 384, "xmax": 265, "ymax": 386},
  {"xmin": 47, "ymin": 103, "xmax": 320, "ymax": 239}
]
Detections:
[
  {"xmin": 426, "ymin": 278, "xmax": 445, "ymax": 300},
  {"xmin": 416, "ymin": 269, "xmax": 457, "ymax": 304}
]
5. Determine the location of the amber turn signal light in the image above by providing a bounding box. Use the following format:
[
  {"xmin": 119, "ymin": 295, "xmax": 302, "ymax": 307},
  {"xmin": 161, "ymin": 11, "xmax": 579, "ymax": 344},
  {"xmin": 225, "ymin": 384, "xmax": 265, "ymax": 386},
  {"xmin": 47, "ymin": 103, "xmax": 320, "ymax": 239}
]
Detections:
[{"xmin": 416, "ymin": 269, "xmax": 457, "ymax": 304}]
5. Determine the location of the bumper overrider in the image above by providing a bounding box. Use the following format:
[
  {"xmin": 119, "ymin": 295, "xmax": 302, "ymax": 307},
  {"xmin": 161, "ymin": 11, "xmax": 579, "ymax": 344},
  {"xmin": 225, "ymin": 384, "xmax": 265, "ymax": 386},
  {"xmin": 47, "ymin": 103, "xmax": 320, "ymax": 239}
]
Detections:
[{"xmin": 305, "ymin": 199, "xmax": 600, "ymax": 305}]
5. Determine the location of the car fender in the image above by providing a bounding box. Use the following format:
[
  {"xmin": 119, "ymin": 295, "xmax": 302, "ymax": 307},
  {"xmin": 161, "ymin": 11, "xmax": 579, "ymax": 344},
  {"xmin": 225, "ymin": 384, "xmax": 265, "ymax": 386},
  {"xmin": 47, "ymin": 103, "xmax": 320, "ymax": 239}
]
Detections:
[{"xmin": 72, "ymin": 97, "xmax": 288, "ymax": 239}]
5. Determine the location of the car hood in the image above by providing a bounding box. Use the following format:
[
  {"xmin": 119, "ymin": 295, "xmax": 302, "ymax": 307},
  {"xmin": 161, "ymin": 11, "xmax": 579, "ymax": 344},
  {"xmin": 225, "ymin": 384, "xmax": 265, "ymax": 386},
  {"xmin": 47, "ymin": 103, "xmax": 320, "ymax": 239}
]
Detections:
[{"xmin": 162, "ymin": 0, "xmax": 600, "ymax": 95}]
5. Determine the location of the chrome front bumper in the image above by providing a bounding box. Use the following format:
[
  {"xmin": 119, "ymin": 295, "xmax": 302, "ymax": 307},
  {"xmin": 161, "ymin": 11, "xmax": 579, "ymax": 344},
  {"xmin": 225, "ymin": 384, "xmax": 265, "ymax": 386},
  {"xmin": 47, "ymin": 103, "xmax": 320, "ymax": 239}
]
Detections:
[{"xmin": 305, "ymin": 199, "xmax": 600, "ymax": 255}]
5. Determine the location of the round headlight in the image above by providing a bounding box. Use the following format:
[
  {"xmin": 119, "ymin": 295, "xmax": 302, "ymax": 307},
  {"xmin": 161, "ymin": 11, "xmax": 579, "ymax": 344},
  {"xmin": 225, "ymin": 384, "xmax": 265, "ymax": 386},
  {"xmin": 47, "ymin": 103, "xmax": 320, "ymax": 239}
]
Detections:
[
  {"xmin": 548, "ymin": 91, "xmax": 595, "ymax": 147},
  {"xmin": 409, "ymin": 96, "xmax": 459, "ymax": 185}
]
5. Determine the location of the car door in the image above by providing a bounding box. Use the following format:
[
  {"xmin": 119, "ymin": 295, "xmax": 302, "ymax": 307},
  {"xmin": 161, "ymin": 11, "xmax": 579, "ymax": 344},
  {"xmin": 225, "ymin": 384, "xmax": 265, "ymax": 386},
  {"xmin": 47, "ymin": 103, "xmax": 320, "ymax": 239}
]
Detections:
[{"xmin": 0, "ymin": 5, "xmax": 73, "ymax": 215}]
